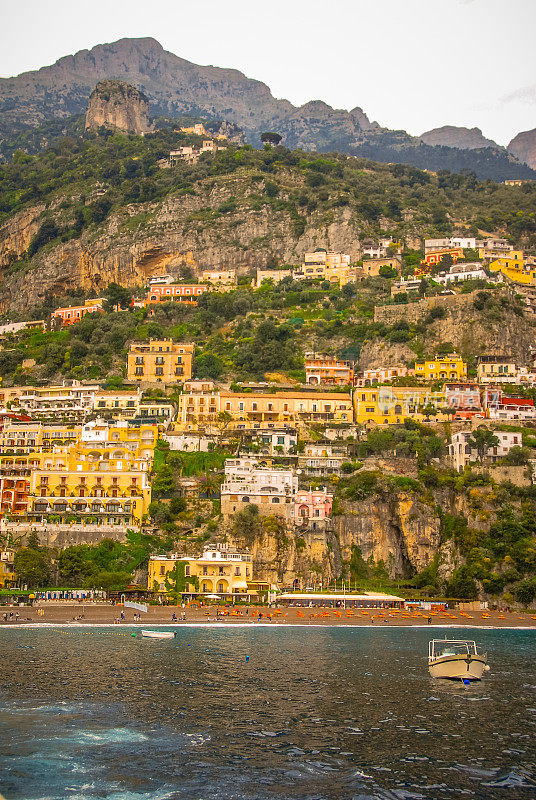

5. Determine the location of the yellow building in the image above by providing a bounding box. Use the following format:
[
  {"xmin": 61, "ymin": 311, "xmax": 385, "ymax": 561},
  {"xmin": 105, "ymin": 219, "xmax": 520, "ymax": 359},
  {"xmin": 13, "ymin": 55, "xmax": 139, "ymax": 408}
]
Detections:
[
  {"xmin": 294, "ymin": 251, "xmax": 356, "ymax": 287},
  {"xmin": 414, "ymin": 355, "xmax": 467, "ymax": 381},
  {"xmin": 177, "ymin": 389, "xmax": 353, "ymax": 430},
  {"xmin": 353, "ymin": 386, "xmax": 449, "ymax": 425},
  {"xmin": 201, "ymin": 269, "xmax": 236, "ymax": 286},
  {"xmin": 476, "ymin": 355, "xmax": 517, "ymax": 383},
  {"xmin": 148, "ymin": 544, "xmax": 254, "ymax": 598},
  {"xmin": 127, "ymin": 339, "xmax": 194, "ymax": 384},
  {"xmin": 25, "ymin": 419, "xmax": 157, "ymax": 527},
  {"xmin": 0, "ymin": 549, "xmax": 16, "ymax": 588},
  {"xmin": 489, "ymin": 252, "xmax": 536, "ymax": 285},
  {"xmin": 93, "ymin": 390, "xmax": 141, "ymax": 418}
]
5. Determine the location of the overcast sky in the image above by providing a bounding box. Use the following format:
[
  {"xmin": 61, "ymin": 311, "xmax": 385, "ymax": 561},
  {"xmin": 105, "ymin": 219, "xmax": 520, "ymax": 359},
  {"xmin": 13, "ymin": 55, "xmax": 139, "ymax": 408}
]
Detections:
[{"xmin": 1, "ymin": 0, "xmax": 535, "ymax": 145}]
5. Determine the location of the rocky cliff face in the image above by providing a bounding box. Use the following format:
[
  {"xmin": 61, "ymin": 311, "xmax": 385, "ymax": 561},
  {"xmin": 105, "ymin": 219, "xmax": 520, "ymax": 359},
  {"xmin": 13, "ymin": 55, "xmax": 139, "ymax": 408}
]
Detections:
[
  {"xmin": 419, "ymin": 126, "xmax": 500, "ymax": 150},
  {"xmin": 85, "ymin": 80, "xmax": 152, "ymax": 134},
  {"xmin": 0, "ymin": 182, "xmax": 367, "ymax": 310},
  {"xmin": 508, "ymin": 128, "xmax": 536, "ymax": 169},
  {"xmin": 230, "ymin": 494, "xmax": 441, "ymax": 587}
]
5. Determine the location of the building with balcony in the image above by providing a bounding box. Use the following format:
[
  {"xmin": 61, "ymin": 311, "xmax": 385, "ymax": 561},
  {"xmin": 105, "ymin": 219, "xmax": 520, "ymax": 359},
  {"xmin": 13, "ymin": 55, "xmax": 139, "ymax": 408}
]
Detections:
[
  {"xmin": 294, "ymin": 488, "xmax": 333, "ymax": 531},
  {"xmin": 93, "ymin": 389, "xmax": 141, "ymax": 419},
  {"xmin": 26, "ymin": 419, "xmax": 157, "ymax": 527},
  {"xmin": 142, "ymin": 283, "xmax": 207, "ymax": 307},
  {"xmin": 298, "ymin": 442, "xmax": 347, "ymax": 477},
  {"xmin": 414, "ymin": 355, "xmax": 467, "ymax": 381},
  {"xmin": 51, "ymin": 298, "xmax": 104, "ymax": 327},
  {"xmin": 148, "ymin": 543, "xmax": 257, "ymax": 599},
  {"xmin": 483, "ymin": 389, "xmax": 536, "ymax": 421},
  {"xmin": 476, "ymin": 355, "xmax": 517, "ymax": 384},
  {"xmin": 354, "ymin": 386, "xmax": 449, "ymax": 425},
  {"xmin": 305, "ymin": 353, "xmax": 354, "ymax": 386},
  {"xmin": 354, "ymin": 366, "xmax": 410, "ymax": 387},
  {"xmin": 448, "ymin": 430, "xmax": 521, "ymax": 472},
  {"xmin": 127, "ymin": 339, "xmax": 194, "ymax": 384},
  {"xmin": 444, "ymin": 382, "xmax": 484, "ymax": 420},
  {"xmin": 18, "ymin": 381, "xmax": 100, "ymax": 421},
  {"xmin": 177, "ymin": 389, "xmax": 353, "ymax": 431},
  {"xmin": 221, "ymin": 457, "xmax": 298, "ymax": 519},
  {"xmin": 293, "ymin": 251, "xmax": 356, "ymax": 287}
]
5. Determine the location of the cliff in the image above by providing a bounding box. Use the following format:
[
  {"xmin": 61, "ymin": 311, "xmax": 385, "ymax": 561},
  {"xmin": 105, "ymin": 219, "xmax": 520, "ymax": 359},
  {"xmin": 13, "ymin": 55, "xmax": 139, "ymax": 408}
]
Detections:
[
  {"xmin": 419, "ymin": 126, "xmax": 500, "ymax": 150},
  {"xmin": 85, "ymin": 80, "xmax": 152, "ymax": 135},
  {"xmin": 508, "ymin": 128, "xmax": 536, "ymax": 169}
]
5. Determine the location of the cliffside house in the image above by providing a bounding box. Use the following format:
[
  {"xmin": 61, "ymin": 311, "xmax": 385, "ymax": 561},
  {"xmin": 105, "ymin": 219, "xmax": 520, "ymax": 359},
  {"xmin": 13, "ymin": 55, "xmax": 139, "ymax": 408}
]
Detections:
[{"xmin": 127, "ymin": 339, "xmax": 193, "ymax": 384}]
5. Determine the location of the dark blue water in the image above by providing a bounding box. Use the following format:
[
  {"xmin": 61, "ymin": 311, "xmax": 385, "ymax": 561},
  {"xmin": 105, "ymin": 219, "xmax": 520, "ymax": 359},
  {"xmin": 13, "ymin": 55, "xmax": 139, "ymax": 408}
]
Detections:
[{"xmin": 1, "ymin": 625, "xmax": 536, "ymax": 799}]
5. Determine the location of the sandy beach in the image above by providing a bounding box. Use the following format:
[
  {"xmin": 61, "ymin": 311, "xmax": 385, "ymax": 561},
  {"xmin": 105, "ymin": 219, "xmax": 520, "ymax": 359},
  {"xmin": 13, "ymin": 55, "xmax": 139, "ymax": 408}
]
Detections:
[{"xmin": 2, "ymin": 603, "xmax": 536, "ymax": 628}]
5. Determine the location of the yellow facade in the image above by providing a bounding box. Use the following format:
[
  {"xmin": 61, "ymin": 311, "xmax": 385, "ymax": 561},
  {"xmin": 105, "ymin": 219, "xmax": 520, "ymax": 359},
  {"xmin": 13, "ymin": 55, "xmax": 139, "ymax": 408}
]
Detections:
[
  {"xmin": 295, "ymin": 252, "xmax": 356, "ymax": 287},
  {"xmin": 353, "ymin": 386, "xmax": 449, "ymax": 425},
  {"xmin": 148, "ymin": 545, "xmax": 253, "ymax": 597},
  {"xmin": 93, "ymin": 390, "xmax": 141, "ymax": 418},
  {"xmin": 414, "ymin": 355, "xmax": 467, "ymax": 381},
  {"xmin": 489, "ymin": 253, "xmax": 536, "ymax": 285},
  {"xmin": 177, "ymin": 390, "xmax": 353, "ymax": 430},
  {"xmin": 127, "ymin": 339, "xmax": 194, "ymax": 384},
  {"xmin": 2, "ymin": 420, "xmax": 158, "ymax": 526},
  {"xmin": 0, "ymin": 550, "xmax": 16, "ymax": 588}
]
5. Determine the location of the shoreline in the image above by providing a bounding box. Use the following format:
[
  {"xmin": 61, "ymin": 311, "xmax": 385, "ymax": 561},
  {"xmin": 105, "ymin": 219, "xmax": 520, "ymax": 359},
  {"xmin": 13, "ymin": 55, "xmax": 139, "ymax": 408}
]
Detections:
[
  {"xmin": 2, "ymin": 603, "xmax": 536, "ymax": 630},
  {"xmin": 2, "ymin": 621, "xmax": 536, "ymax": 631}
]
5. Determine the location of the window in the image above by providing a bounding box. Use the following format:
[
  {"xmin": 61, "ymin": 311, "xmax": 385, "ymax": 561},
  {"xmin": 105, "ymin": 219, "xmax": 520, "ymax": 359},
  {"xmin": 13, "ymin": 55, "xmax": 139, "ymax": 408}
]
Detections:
[
  {"xmin": 135, "ymin": 367, "xmax": 144, "ymax": 376},
  {"xmin": 155, "ymin": 367, "xmax": 164, "ymax": 376}
]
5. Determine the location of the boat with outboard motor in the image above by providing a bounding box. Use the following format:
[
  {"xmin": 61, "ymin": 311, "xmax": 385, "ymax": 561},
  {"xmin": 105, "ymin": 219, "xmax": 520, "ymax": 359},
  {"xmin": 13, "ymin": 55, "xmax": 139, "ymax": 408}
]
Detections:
[{"xmin": 428, "ymin": 639, "xmax": 489, "ymax": 680}]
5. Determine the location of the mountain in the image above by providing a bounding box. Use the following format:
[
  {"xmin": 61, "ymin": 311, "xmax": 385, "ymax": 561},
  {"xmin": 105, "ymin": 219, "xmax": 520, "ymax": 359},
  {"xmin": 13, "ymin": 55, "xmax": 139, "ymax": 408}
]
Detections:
[
  {"xmin": 0, "ymin": 37, "xmax": 535, "ymax": 180},
  {"xmin": 419, "ymin": 125, "xmax": 500, "ymax": 150},
  {"xmin": 508, "ymin": 128, "xmax": 536, "ymax": 170}
]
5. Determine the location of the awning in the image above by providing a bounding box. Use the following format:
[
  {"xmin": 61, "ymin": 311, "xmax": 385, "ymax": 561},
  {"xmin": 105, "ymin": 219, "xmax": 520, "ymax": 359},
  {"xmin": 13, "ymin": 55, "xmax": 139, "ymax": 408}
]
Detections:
[{"xmin": 233, "ymin": 581, "xmax": 249, "ymax": 589}]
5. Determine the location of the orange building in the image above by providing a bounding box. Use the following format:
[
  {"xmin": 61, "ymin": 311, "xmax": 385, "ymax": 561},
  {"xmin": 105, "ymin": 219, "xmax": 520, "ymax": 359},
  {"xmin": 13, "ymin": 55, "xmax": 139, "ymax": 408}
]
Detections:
[
  {"xmin": 421, "ymin": 249, "xmax": 464, "ymax": 269},
  {"xmin": 51, "ymin": 298, "xmax": 104, "ymax": 326},
  {"xmin": 305, "ymin": 353, "xmax": 354, "ymax": 386},
  {"xmin": 144, "ymin": 284, "xmax": 207, "ymax": 307}
]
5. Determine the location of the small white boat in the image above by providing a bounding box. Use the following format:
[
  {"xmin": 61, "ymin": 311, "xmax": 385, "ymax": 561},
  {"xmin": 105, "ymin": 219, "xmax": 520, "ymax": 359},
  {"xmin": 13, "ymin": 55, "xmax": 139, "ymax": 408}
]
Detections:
[
  {"xmin": 428, "ymin": 639, "xmax": 489, "ymax": 681},
  {"xmin": 141, "ymin": 629, "xmax": 176, "ymax": 639}
]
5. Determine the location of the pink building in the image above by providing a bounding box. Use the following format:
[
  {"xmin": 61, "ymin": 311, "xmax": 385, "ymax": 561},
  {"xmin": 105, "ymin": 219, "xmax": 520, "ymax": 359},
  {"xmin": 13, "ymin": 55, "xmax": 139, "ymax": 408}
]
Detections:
[{"xmin": 294, "ymin": 488, "xmax": 333, "ymax": 530}]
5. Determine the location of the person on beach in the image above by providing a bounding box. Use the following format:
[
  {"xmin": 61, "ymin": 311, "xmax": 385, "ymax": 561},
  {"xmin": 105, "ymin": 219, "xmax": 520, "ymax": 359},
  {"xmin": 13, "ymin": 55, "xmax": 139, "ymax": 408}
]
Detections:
[{"xmin": 172, "ymin": 612, "xmax": 177, "ymax": 622}]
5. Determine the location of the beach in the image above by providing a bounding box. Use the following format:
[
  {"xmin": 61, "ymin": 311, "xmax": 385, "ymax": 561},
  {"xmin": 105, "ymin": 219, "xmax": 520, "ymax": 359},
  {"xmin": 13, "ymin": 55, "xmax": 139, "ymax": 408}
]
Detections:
[{"xmin": 2, "ymin": 602, "xmax": 536, "ymax": 627}]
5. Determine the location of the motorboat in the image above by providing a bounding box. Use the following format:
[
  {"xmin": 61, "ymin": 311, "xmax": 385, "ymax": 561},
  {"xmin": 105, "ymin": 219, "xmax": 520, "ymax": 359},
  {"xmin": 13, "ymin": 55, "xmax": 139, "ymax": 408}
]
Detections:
[
  {"xmin": 141, "ymin": 629, "xmax": 176, "ymax": 639},
  {"xmin": 428, "ymin": 639, "xmax": 488, "ymax": 680}
]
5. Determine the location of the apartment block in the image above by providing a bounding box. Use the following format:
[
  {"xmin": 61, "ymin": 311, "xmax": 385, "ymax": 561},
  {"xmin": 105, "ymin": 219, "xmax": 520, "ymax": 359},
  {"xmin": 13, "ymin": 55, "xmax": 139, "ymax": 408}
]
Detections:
[
  {"xmin": 476, "ymin": 356, "xmax": 517, "ymax": 384},
  {"xmin": 221, "ymin": 457, "xmax": 298, "ymax": 519},
  {"xmin": 127, "ymin": 339, "xmax": 194, "ymax": 384},
  {"xmin": 142, "ymin": 284, "xmax": 207, "ymax": 307},
  {"xmin": 294, "ymin": 251, "xmax": 356, "ymax": 287},
  {"xmin": 18, "ymin": 381, "xmax": 100, "ymax": 421},
  {"xmin": 305, "ymin": 353, "xmax": 354, "ymax": 386},
  {"xmin": 51, "ymin": 298, "xmax": 104, "ymax": 327},
  {"xmin": 354, "ymin": 386, "xmax": 448, "ymax": 425},
  {"xmin": 414, "ymin": 355, "xmax": 467, "ymax": 381},
  {"xmin": 148, "ymin": 544, "xmax": 255, "ymax": 598},
  {"xmin": 178, "ymin": 390, "xmax": 353, "ymax": 430},
  {"xmin": 294, "ymin": 488, "xmax": 333, "ymax": 531}
]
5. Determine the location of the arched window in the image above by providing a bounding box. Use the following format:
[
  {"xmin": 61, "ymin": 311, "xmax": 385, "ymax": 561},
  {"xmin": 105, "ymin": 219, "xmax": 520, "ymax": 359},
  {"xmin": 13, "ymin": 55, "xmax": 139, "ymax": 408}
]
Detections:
[
  {"xmin": 242, "ymin": 496, "xmax": 250, "ymax": 503},
  {"xmin": 272, "ymin": 497, "xmax": 280, "ymax": 503}
]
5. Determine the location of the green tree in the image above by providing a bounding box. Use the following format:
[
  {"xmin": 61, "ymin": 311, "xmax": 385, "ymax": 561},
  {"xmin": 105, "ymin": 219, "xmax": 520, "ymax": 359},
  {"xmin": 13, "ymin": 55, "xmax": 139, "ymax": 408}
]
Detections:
[
  {"xmin": 104, "ymin": 283, "xmax": 132, "ymax": 311},
  {"xmin": 14, "ymin": 548, "xmax": 51, "ymax": 588},
  {"xmin": 261, "ymin": 132, "xmax": 282, "ymax": 146},
  {"xmin": 468, "ymin": 426, "xmax": 500, "ymax": 463},
  {"xmin": 445, "ymin": 566, "xmax": 478, "ymax": 599}
]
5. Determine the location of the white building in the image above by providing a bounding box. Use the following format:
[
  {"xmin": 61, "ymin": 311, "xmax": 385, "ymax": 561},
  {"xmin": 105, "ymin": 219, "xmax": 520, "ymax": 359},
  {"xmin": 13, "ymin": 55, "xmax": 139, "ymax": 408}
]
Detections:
[
  {"xmin": 433, "ymin": 263, "xmax": 488, "ymax": 286},
  {"xmin": 298, "ymin": 442, "xmax": 346, "ymax": 477},
  {"xmin": 220, "ymin": 457, "xmax": 298, "ymax": 519},
  {"xmin": 19, "ymin": 381, "xmax": 100, "ymax": 421},
  {"xmin": 449, "ymin": 430, "xmax": 521, "ymax": 472}
]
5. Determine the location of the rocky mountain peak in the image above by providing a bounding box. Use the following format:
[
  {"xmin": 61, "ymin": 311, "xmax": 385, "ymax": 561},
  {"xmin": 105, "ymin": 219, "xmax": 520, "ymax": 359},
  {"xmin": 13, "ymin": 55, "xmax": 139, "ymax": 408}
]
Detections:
[
  {"xmin": 507, "ymin": 128, "xmax": 536, "ymax": 170},
  {"xmin": 85, "ymin": 80, "xmax": 152, "ymax": 135},
  {"xmin": 419, "ymin": 125, "xmax": 500, "ymax": 150}
]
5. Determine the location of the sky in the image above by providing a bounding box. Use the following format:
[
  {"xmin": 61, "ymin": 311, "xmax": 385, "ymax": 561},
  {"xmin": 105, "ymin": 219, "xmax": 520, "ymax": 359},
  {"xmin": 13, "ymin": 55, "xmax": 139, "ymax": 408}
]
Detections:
[{"xmin": 0, "ymin": 0, "xmax": 535, "ymax": 145}]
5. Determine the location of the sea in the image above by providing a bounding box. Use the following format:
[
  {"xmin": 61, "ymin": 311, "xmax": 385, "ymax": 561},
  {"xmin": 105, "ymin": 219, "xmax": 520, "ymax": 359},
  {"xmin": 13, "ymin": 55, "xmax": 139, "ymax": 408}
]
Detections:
[{"xmin": 1, "ymin": 625, "xmax": 535, "ymax": 800}]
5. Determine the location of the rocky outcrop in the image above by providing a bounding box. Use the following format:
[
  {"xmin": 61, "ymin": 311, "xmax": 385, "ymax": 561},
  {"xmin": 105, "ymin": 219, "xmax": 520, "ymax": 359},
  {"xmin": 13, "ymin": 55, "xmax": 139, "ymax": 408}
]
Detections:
[
  {"xmin": 230, "ymin": 494, "xmax": 441, "ymax": 588},
  {"xmin": 420, "ymin": 126, "xmax": 500, "ymax": 150},
  {"xmin": 85, "ymin": 80, "xmax": 152, "ymax": 134},
  {"xmin": 508, "ymin": 128, "xmax": 536, "ymax": 169}
]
